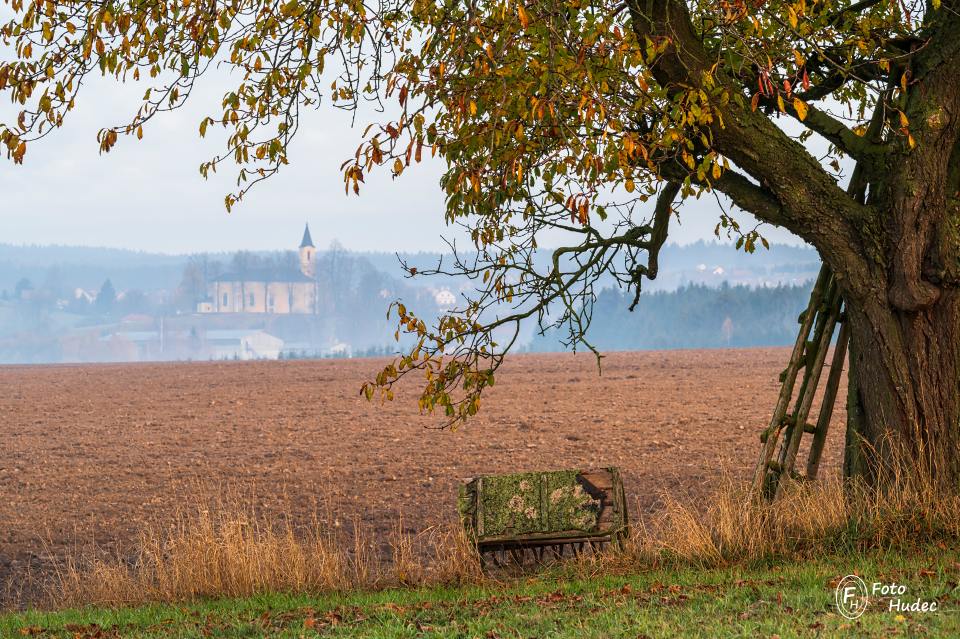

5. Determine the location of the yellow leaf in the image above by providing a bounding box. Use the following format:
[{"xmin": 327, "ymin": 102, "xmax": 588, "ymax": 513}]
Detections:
[
  {"xmin": 712, "ymin": 162, "xmax": 721, "ymax": 180},
  {"xmin": 908, "ymin": 134, "xmax": 916, "ymax": 149},
  {"xmin": 788, "ymin": 7, "xmax": 798, "ymax": 29},
  {"xmin": 625, "ymin": 179, "xmax": 635, "ymax": 193},
  {"xmin": 777, "ymin": 94, "xmax": 785, "ymax": 113},
  {"xmin": 899, "ymin": 111, "xmax": 909, "ymax": 128},
  {"xmin": 517, "ymin": 5, "xmax": 529, "ymax": 29},
  {"xmin": 793, "ymin": 98, "xmax": 808, "ymax": 121}
]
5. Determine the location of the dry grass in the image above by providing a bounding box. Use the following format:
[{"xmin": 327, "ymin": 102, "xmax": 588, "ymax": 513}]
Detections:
[
  {"xmin": 618, "ymin": 454, "xmax": 960, "ymax": 568},
  {"xmin": 50, "ymin": 454, "xmax": 960, "ymax": 609},
  {"xmin": 51, "ymin": 498, "xmax": 484, "ymax": 608}
]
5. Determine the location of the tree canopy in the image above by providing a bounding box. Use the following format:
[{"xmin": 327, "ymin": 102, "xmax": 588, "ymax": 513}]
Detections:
[{"xmin": 2, "ymin": 0, "xmax": 958, "ymax": 425}]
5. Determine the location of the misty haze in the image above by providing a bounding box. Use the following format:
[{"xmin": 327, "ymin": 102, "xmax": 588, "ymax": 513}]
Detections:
[{"xmin": 0, "ymin": 233, "xmax": 820, "ymax": 364}]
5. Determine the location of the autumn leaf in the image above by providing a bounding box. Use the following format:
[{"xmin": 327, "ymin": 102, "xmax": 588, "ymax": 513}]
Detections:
[
  {"xmin": 793, "ymin": 99, "xmax": 808, "ymax": 121},
  {"xmin": 517, "ymin": 5, "xmax": 529, "ymax": 29}
]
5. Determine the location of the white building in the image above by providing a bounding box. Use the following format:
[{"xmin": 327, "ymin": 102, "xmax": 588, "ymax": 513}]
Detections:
[{"xmin": 205, "ymin": 329, "xmax": 284, "ymax": 360}]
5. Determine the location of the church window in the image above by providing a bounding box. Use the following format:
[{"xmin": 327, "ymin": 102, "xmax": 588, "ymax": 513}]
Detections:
[
  {"xmin": 249, "ymin": 293, "xmax": 255, "ymax": 306},
  {"xmin": 222, "ymin": 293, "xmax": 228, "ymax": 307}
]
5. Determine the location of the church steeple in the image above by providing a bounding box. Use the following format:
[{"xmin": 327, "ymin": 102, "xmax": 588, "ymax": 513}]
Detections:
[
  {"xmin": 299, "ymin": 223, "xmax": 316, "ymax": 277},
  {"xmin": 299, "ymin": 223, "xmax": 315, "ymax": 249}
]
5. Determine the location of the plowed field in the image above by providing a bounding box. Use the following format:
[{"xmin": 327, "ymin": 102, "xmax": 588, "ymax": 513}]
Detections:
[{"xmin": 0, "ymin": 349, "xmax": 846, "ymax": 601}]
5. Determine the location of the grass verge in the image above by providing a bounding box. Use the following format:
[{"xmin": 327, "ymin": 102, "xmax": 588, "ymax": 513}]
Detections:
[{"xmin": 5, "ymin": 543, "xmax": 960, "ymax": 638}]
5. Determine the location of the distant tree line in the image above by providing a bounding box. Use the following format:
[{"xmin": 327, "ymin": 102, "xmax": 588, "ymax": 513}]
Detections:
[
  {"xmin": 530, "ymin": 282, "xmax": 814, "ymax": 352},
  {"xmin": 1, "ymin": 275, "xmax": 157, "ymax": 317}
]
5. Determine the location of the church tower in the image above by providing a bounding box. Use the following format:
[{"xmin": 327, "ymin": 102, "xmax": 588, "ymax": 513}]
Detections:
[{"xmin": 299, "ymin": 223, "xmax": 316, "ymax": 278}]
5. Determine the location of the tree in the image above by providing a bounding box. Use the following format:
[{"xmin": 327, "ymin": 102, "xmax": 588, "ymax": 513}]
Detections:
[
  {"xmin": 176, "ymin": 254, "xmax": 218, "ymax": 312},
  {"xmin": 13, "ymin": 278, "xmax": 33, "ymax": 300},
  {"xmin": 117, "ymin": 288, "xmax": 151, "ymax": 315},
  {"xmin": 94, "ymin": 279, "xmax": 116, "ymax": 315},
  {"xmin": 2, "ymin": 0, "xmax": 958, "ymax": 485}
]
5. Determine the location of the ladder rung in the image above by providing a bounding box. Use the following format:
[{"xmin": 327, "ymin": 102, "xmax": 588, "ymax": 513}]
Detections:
[{"xmin": 778, "ymin": 416, "xmax": 816, "ymax": 434}]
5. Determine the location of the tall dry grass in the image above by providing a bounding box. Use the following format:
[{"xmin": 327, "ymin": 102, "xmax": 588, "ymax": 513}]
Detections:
[
  {"xmin": 52, "ymin": 500, "xmax": 483, "ymax": 608},
  {"xmin": 618, "ymin": 454, "xmax": 960, "ymax": 568},
  {"xmin": 50, "ymin": 453, "xmax": 960, "ymax": 608}
]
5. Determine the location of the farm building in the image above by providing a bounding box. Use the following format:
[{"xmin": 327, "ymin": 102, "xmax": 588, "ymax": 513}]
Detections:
[{"xmin": 204, "ymin": 329, "xmax": 284, "ymax": 360}]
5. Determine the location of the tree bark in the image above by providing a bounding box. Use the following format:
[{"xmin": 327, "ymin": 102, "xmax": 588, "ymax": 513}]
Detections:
[
  {"xmin": 844, "ymin": 290, "xmax": 960, "ymax": 488},
  {"xmin": 841, "ymin": 63, "xmax": 960, "ymax": 487}
]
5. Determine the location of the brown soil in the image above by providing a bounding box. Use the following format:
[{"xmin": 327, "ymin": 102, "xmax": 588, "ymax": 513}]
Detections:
[{"xmin": 0, "ymin": 349, "xmax": 845, "ymax": 601}]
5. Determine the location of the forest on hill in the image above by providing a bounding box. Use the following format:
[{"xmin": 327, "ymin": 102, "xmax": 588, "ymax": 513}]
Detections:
[{"xmin": 529, "ymin": 282, "xmax": 813, "ymax": 352}]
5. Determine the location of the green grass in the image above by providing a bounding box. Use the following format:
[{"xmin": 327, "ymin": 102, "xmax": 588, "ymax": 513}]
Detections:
[{"xmin": 5, "ymin": 546, "xmax": 960, "ymax": 638}]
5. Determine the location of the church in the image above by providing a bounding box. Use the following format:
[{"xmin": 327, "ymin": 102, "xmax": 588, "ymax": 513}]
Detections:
[{"xmin": 201, "ymin": 225, "xmax": 318, "ymax": 314}]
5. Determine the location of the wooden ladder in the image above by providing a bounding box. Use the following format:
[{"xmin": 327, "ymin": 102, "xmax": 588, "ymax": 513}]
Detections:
[{"xmin": 753, "ymin": 264, "xmax": 850, "ymax": 499}]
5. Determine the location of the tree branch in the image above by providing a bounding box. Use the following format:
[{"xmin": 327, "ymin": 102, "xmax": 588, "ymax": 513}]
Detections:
[
  {"xmin": 628, "ymin": 180, "xmax": 677, "ymax": 309},
  {"xmin": 660, "ymin": 160, "xmax": 787, "ymax": 228},
  {"xmin": 626, "ymin": 0, "xmax": 876, "ymax": 303},
  {"xmin": 784, "ymin": 100, "xmax": 884, "ymax": 162},
  {"xmin": 711, "ymin": 170, "xmax": 787, "ymax": 227}
]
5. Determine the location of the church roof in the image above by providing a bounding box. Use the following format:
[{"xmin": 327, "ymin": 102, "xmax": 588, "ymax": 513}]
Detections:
[
  {"xmin": 212, "ymin": 269, "xmax": 313, "ymax": 283},
  {"xmin": 300, "ymin": 223, "xmax": 315, "ymax": 248}
]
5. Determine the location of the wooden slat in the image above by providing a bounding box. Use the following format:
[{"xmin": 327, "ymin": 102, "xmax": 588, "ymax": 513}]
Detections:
[
  {"xmin": 579, "ymin": 471, "xmax": 614, "ymax": 490},
  {"xmin": 476, "ymin": 477, "xmax": 484, "ymax": 538}
]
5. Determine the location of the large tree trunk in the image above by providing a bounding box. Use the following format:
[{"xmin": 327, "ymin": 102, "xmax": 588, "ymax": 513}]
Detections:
[
  {"xmin": 844, "ymin": 293, "xmax": 960, "ymax": 487},
  {"xmin": 837, "ymin": 58, "xmax": 960, "ymax": 487},
  {"xmin": 840, "ymin": 129, "xmax": 960, "ymax": 488}
]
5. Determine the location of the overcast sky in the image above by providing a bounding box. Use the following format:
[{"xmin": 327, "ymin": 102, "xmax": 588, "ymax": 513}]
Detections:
[{"xmin": 0, "ymin": 72, "xmax": 806, "ymax": 255}]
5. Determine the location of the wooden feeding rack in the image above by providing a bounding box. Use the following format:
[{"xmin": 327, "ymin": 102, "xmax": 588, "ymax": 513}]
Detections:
[{"xmin": 458, "ymin": 467, "xmax": 629, "ymax": 564}]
